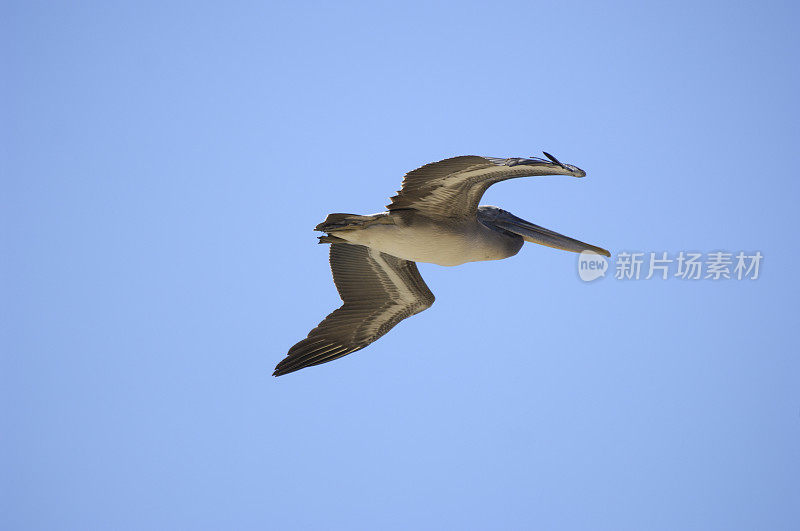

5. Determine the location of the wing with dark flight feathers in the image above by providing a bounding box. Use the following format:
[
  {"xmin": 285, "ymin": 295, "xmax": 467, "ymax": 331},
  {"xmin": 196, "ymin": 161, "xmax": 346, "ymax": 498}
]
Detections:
[
  {"xmin": 274, "ymin": 243, "xmax": 434, "ymax": 376},
  {"xmin": 386, "ymin": 154, "xmax": 580, "ymax": 219}
]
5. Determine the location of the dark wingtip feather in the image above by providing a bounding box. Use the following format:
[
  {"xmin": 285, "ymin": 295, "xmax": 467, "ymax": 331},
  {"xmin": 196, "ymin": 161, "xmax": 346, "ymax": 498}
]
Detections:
[
  {"xmin": 542, "ymin": 151, "xmax": 566, "ymax": 168},
  {"xmin": 273, "ymin": 361, "xmax": 297, "ymax": 377}
]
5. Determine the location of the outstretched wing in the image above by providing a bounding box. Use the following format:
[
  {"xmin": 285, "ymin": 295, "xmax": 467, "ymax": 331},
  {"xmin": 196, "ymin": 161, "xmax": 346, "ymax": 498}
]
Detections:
[
  {"xmin": 274, "ymin": 243, "xmax": 435, "ymax": 376},
  {"xmin": 387, "ymin": 154, "xmax": 584, "ymax": 219}
]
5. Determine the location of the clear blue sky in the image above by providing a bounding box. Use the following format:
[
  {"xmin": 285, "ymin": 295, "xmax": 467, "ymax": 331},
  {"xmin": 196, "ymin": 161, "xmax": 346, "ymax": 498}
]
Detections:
[{"xmin": 3, "ymin": 1, "xmax": 799, "ymax": 529}]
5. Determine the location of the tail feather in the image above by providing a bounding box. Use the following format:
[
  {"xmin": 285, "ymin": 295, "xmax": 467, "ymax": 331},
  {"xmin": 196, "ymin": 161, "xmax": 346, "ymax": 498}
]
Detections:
[
  {"xmin": 318, "ymin": 234, "xmax": 348, "ymax": 244},
  {"xmin": 314, "ymin": 212, "xmax": 389, "ymax": 232}
]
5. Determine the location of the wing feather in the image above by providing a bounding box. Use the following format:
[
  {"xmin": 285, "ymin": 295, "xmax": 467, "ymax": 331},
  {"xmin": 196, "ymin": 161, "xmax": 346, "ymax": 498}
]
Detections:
[
  {"xmin": 386, "ymin": 155, "xmax": 575, "ymax": 218},
  {"xmin": 274, "ymin": 243, "xmax": 435, "ymax": 376}
]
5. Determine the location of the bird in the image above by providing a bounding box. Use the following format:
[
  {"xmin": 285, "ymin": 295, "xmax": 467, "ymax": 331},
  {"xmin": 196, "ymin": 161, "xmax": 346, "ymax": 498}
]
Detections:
[{"xmin": 273, "ymin": 152, "xmax": 609, "ymax": 376}]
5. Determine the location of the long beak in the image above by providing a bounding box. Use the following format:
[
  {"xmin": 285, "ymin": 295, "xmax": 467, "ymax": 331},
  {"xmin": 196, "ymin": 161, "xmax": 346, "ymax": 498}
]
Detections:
[{"xmin": 494, "ymin": 213, "xmax": 610, "ymax": 257}]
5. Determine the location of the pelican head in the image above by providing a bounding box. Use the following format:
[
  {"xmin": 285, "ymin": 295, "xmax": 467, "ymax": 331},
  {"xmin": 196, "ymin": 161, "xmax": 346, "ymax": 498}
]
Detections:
[{"xmin": 477, "ymin": 205, "xmax": 610, "ymax": 257}]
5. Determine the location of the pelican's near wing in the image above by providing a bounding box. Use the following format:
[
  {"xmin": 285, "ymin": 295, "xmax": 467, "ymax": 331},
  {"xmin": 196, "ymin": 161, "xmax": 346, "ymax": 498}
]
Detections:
[
  {"xmin": 387, "ymin": 155, "xmax": 584, "ymax": 219},
  {"xmin": 274, "ymin": 243, "xmax": 435, "ymax": 376}
]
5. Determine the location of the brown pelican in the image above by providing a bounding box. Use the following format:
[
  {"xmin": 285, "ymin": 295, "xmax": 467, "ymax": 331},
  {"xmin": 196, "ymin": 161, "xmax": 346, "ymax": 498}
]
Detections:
[{"xmin": 274, "ymin": 153, "xmax": 609, "ymax": 376}]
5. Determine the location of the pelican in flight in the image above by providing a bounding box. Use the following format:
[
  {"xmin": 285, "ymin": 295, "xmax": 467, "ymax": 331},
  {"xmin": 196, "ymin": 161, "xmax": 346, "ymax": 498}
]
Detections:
[{"xmin": 274, "ymin": 153, "xmax": 609, "ymax": 376}]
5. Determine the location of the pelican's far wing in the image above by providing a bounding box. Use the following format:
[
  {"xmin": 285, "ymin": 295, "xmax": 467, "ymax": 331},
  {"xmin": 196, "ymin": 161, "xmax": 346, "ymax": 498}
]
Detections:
[
  {"xmin": 387, "ymin": 154, "xmax": 584, "ymax": 219},
  {"xmin": 274, "ymin": 243, "xmax": 435, "ymax": 376}
]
